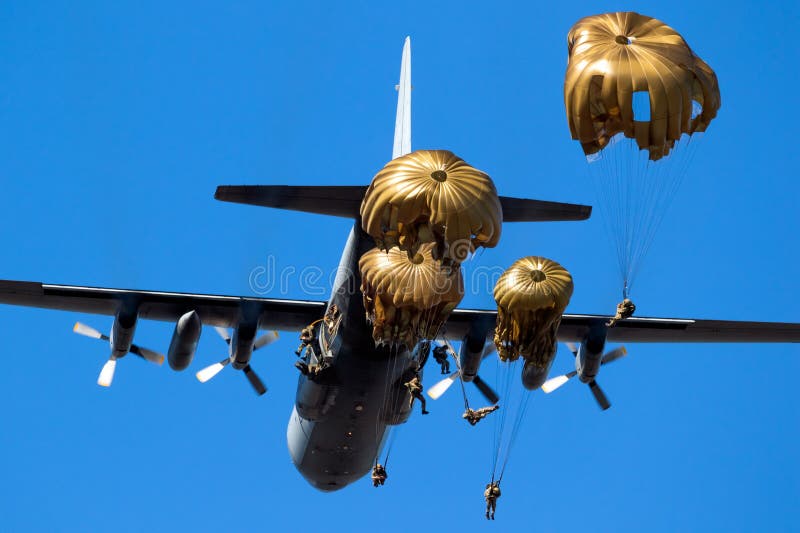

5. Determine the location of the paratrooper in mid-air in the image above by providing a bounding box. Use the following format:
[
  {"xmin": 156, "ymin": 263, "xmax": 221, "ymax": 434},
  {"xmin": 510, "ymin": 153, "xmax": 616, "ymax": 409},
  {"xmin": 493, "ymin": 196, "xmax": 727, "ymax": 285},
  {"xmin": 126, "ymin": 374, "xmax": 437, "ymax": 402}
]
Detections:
[
  {"xmin": 462, "ymin": 404, "xmax": 499, "ymax": 426},
  {"xmin": 484, "ymin": 481, "xmax": 501, "ymax": 520},
  {"xmin": 404, "ymin": 364, "xmax": 429, "ymax": 415},
  {"xmin": 432, "ymin": 343, "xmax": 451, "ymax": 374},
  {"xmin": 371, "ymin": 463, "xmax": 387, "ymax": 487},
  {"xmin": 295, "ymin": 323, "xmax": 317, "ymax": 356},
  {"xmin": 607, "ymin": 298, "xmax": 636, "ymax": 327}
]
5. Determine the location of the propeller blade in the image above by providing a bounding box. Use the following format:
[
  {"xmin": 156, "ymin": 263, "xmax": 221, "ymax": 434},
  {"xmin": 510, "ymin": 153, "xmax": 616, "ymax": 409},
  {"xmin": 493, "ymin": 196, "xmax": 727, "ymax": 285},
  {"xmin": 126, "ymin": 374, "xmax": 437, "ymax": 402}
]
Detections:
[
  {"xmin": 472, "ymin": 375, "xmax": 500, "ymax": 405},
  {"xmin": 565, "ymin": 342, "xmax": 579, "ymax": 356},
  {"xmin": 427, "ymin": 371, "xmax": 461, "ymax": 400},
  {"xmin": 588, "ymin": 380, "xmax": 611, "ymax": 410},
  {"xmin": 601, "ymin": 346, "xmax": 628, "ymax": 366},
  {"xmin": 97, "ymin": 358, "xmax": 117, "ymax": 387},
  {"xmin": 74, "ymin": 322, "xmax": 107, "ymax": 341},
  {"xmin": 541, "ymin": 371, "xmax": 578, "ymax": 393},
  {"xmin": 214, "ymin": 327, "xmax": 231, "ymax": 344},
  {"xmin": 195, "ymin": 358, "xmax": 230, "ymax": 383},
  {"xmin": 243, "ymin": 365, "xmax": 267, "ymax": 396},
  {"xmin": 253, "ymin": 330, "xmax": 279, "ymax": 350},
  {"xmin": 443, "ymin": 339, "xmax": 459, "ymax": 359},
  {"xmin": 130, "ymin": 344, "xmax": 165, "ymax": 365}
]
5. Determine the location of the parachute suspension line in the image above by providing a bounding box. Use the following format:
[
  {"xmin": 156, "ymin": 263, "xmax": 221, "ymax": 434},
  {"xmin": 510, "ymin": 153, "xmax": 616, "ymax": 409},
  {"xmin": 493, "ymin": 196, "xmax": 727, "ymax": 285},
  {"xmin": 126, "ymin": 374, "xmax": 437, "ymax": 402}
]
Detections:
[
  {"xmin": 498, "ymin": 388, "xmax": 532, "ymax": 482},
  {"xmin": 447, "ymin": 338, "xmax": 471, "ymax": 410},
  {"xmin": 382, "ymin": 426, "xmax": 399, "ymax": 468},
  {"xmin": 588, "ymin": 132, "xmax": 703, "ymax": 298},
  {"xmin": 376, "ymin": 336, "xmax": 430, "ymax": 467},
  {"xmin": 375, "ymin": 342, "xmax": 401, "ymax": 464},
  {"xmin": 490, "ymin": 357, "xmax": 510, "ymax": 476},
  {"xmin": 374, "ymin": 345, "xmax": 392, "ymax": 462},
  {"xmin": 490, "ymin": 357, "xmax": 518, "ymax": 480},
  {"xmin": 629, "ymin": 134, "xmax": 704, "ymax": 294},
  {"xmin": 421, "ymin": 307, "xmax": 439, "ymax": 346}
]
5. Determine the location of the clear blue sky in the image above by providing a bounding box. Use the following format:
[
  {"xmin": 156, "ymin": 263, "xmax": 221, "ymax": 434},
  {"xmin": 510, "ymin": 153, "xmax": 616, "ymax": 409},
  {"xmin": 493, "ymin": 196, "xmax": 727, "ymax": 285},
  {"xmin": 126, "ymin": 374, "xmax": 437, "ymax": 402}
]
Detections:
[{"xmin": 1, "ymin": 1, "xmax": 798, "ymax": 532}]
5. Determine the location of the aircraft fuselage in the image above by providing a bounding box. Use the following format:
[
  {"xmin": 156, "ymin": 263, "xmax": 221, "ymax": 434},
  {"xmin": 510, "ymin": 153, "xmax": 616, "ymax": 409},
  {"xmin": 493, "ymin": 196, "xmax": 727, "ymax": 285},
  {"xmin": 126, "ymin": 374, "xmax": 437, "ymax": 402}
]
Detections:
[{"xmin": 286, "ymin": 222, "xmax": 419, "ymax": 491}]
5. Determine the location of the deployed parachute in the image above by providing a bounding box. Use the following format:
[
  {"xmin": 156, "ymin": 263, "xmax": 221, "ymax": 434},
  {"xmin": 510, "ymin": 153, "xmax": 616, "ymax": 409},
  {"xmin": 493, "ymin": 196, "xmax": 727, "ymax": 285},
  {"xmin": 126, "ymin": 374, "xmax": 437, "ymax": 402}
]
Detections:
[
  {"xmin": 359, "ymin": 244, "xmax": 464, "ymax": 348},
  {"xmin": 483, "ymin": 257, "xmax": 572, "ymax": 488},
  {"xmin": 565, "ymin": 12, "xmax": 720, "ymax": 160},
  {"xmin": 564, "ymin": 12, "xmax": 720, "ymax": 297},
  {"xmin": 360, "ymin": 149, "xmax": 502, "ymax": 265},
  {"xmin": 493, "ymin": 257, "xmax": 573, "ymax": 366}
]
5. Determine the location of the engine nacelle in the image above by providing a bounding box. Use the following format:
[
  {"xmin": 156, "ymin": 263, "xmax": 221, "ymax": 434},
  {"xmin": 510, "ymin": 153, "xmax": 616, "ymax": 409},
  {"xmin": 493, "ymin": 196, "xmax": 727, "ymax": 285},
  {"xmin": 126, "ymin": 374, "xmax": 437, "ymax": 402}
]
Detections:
[
  {"xmin": 168, "ymin": 310, "xmax": 202, "ymax": 371},
  {"xmin": 459, "ymin": 334, "xmax": 487, "ymax": 383},
  {"xmin": 230, "ymin": 322, "xmax": 257, "ymax": 369},
  {"xmin": 110, "ymin": 308, "xmax": 137, "ymax": 357},
  {"xmin": 576, "ymin": 322, "xmax": 607, "ymax": 383}
]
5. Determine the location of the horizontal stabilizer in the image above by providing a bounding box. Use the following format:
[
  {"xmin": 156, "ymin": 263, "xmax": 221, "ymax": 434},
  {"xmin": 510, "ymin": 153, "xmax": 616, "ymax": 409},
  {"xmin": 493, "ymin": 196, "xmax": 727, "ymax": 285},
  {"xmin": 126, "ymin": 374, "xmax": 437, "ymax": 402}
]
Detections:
[
  {"xmin": 215, "ymin": 185, "xmax": 367, "ymax": 218},
  {"xmin": 499, "ymin": 195, "xmax": 591, "ymax": 222},
  {"xmin": 214, "ymin": 185, "xmax": 591, "ymax": 222}
]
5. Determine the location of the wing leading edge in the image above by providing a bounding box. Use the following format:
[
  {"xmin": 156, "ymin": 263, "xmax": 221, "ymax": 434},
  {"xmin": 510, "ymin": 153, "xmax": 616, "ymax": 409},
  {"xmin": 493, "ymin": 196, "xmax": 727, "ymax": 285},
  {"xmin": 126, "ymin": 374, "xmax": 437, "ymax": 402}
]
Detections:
[
  {"xmin": 0, "ymin": 280, "xmax": 324, "ymax": 331},
  {"xmin": 0, "ymin": 280, "xmax": 797, "ymax": 343},
  {"xmin": 445, "ymin": 309, "xmax": 800, "ymax": 343}
]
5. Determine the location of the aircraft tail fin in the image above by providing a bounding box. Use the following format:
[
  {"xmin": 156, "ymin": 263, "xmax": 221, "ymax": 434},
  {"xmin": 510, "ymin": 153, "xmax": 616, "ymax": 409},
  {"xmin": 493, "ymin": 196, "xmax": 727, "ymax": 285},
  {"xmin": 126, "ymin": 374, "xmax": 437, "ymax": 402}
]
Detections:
[
  {"xmin": 393, "ymin": 36, "xmax": 412, "ymax": 159},
  {"xmin": 214, "ymin": 40, "xmax": 592, "ymax": 223},
  {"xmin": 214, "ymin": 185, "xmax": 591, "ymax": 221}
]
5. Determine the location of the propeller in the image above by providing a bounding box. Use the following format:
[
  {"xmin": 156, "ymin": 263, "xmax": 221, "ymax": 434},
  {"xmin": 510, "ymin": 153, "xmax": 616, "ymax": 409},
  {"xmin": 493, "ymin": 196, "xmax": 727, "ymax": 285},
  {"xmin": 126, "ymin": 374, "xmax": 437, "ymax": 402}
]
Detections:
[
  {"xmin": 73, "ymin": 322, "xmax": 165, "ymax": 387},
  {"xmin": 195, "ymin": 327, "xmax": 278, "ymax": 396},
  {"xmin": 427, "ymin": 341, "xmax": 499, "ymax": 404},
  {"xmin": 541, "ymin": 345, "xmax": 628, "ymax": 410}
]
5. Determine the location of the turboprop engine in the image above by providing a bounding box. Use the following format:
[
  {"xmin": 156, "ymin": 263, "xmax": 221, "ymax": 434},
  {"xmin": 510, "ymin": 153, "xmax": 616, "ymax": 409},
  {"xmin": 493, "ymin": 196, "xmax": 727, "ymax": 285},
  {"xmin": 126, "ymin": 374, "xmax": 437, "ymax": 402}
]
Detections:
[
  {"xmin": 542, "ymin": 321, "xmax": 629, "ymax": 410},
  {"xmin": 72, "ymin": 306, "xmax": 165, "ymax": 387},
  {"xmin": 196, "ymin": 321, "xmax": 279, "ymax": 396}
]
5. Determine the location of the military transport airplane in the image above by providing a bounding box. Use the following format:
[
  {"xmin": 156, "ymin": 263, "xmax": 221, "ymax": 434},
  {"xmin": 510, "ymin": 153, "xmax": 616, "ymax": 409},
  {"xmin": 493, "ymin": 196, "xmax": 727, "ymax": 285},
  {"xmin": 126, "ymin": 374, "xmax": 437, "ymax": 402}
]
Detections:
[{"xmin": 0, "ymin": 37, "xmax": 798, "ymax": 492}]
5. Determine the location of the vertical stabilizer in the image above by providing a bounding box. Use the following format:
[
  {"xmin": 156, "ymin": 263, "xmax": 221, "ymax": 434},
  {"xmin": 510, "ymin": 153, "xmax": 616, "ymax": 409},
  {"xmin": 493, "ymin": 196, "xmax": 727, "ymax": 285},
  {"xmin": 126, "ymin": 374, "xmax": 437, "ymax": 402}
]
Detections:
[{"xmin": 392, "ymin": 37, "xmax": 412, "ymax": 159}]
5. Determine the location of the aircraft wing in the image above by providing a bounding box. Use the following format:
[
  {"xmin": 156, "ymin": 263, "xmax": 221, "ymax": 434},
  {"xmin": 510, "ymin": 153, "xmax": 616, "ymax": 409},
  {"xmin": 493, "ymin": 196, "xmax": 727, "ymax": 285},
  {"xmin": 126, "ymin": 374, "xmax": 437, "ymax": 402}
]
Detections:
[
  {"xmin": 1, "ymin": 280, "xmax": 797, "ymax": 343},
  {"xmin": 0, "ymin": 280, "xmax": 325, "ymax": 330},
  {"xmin": 445, "ymin": 309, "xmax": 800, "ymax": 343}
]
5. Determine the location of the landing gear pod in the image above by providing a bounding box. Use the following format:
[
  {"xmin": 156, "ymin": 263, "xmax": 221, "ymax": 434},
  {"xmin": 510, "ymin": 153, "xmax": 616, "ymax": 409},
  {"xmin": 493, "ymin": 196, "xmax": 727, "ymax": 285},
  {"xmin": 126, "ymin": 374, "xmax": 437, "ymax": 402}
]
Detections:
[
  {"xmin": 522, "ymin": 358, "xmax": 556, "ymax": 390},
  {"xmin": 167, "ymin": 310, "xmax": 202, "ymax": 371}
]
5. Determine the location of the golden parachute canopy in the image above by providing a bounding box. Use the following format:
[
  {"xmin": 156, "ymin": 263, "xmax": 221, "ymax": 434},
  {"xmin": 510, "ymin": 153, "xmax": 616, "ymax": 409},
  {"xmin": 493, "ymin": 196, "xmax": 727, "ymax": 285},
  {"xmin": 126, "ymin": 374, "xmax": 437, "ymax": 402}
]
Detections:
[
  {"xmin": 565, "ymin": 12, "xmax": 721, "ymax": 161},
  {"xmin": 493, "ymin": 257, "xmax": 573, "ymax": 365},
  {"xmin": 360, "ymin": 150, "xmax": 502, "ymax": 265},
  {"xmin": 359, "ymin": 244, "xmax": 464, "ymax": 348}
]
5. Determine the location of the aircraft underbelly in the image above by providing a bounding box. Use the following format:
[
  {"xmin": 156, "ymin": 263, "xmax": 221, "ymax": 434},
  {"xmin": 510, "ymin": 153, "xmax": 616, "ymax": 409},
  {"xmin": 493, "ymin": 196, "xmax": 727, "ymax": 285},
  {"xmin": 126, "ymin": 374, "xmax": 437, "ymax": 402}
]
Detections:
[
  {"xmin": 286, "ymin": 348, "xmax": 414, "ymax": 492},
  {"xmin": 287, "ymin": 403, "xmax": 387, "ymax": 492}
]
